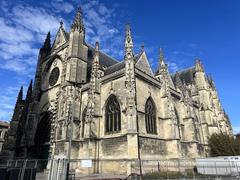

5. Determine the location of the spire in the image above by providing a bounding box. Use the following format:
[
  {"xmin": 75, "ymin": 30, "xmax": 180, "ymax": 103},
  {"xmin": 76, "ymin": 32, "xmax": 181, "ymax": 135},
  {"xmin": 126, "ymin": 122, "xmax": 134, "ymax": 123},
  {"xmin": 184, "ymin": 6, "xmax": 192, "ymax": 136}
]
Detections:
[
  {"xmin": 95, "ymin": 41, "xmax": 99, "ymax": 53},
  {"xmin": 195, "ymin": 58, "xmax": 204, "ymax": 72},
  {"xmin": 71, "ymin": 7, "xmax": 84, "ymax": 32},
  {"xmin": 60, "ymin": 20, "xmax": 64, "ymax": 28},
  {"xmin": 17, "ymin": 86, "xmax": 23, "ymax": 102},
  {"xmin": 159, "ymin": 48, "xmax": 166, "ymax": 68},
  {"xmin": 90, "ymin": 42, "xmax": 100, "ymax": 93},
  {"xmin": 124, "ymin": 24, "xmax": 134, "ymax": 59},
  {"xmin": 59, "ymin": 20, "xmax": 66, "ymax": 32},
  {"xmin": 26, "ymin": 80, "xmax": 33, "ymax": 102},
  {"xmin": 43, "ymin": 32, "xmax": 51, "ymax": 50},
  {"xmin": 93, "ymin": 42, "xmax": 100, "ymax": 71},
  {"xmin": 155, "ymin": 48, "xmax": 167, "ymax": 75},
  {"xmin": 141, "ymin": 43, "xmax": 145, "ymax": 52}
]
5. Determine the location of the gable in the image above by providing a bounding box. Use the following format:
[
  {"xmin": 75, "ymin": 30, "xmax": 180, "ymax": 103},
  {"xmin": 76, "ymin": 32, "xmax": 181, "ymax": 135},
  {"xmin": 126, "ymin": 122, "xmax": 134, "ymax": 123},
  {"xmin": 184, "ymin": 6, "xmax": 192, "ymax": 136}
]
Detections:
[
  {"xmin": 52, "ymin": 27, "xmax": 68, "ymax": 49},
  {"xmin": 135, "ymin": 52, "xmax": 153, "ymax": 77}
]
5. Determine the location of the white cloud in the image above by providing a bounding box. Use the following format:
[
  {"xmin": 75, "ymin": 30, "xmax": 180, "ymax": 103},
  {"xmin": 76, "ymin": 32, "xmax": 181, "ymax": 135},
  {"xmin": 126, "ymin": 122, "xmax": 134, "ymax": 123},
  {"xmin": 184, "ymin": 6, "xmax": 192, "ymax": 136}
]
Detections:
[
  {"xmin": 0, "ymin": 86, "xmax": 22, "ymax": 121},
  {"xmin": 0, "ymin": 0, "xmax": 125, "ymax": 120},
  {"xmin": 0, "ymin": 109, "xmax": 12, "ymax": 121},
  {"xmin": 82, "ymin": 1, "xmax": 123, "ymax": 59},
  {"xmin": 0, "ymin": 2, "xmax": 62, "ymax": 75},
  {"xmin": 0, "ymin": 0, "xmax": 9, "ymax": 13},
  {"xmin": 51, "ymin": 1, "xmax": 74, "ymax": 14},
  {"xmin": 0, "ymin": 2, "xmax": 65, "ymax": 121},
  {"xmin": 167, "ymin": 61, "xmax": 179, "ymax": 73},
  {"xmin": 0, "ymin": 42, "xmax": 38, "ymax": 59},
  {"xmin": 12, "ymin": 5, "xmax": 60, "ymax": 34},
  {"xmin": 233, "ymin": 126, "xmax": 240, "ymax": 134},
  {"xmin": 0, "ymin": 18, "xmax": 34, "ymax": 44},
  {"xmin": 1, "ymin": 60, "xmax": 35, "ymax": 75},
  {"xmin": 98, "ymin": 5, "xmax": 109, "ymax": 15}
]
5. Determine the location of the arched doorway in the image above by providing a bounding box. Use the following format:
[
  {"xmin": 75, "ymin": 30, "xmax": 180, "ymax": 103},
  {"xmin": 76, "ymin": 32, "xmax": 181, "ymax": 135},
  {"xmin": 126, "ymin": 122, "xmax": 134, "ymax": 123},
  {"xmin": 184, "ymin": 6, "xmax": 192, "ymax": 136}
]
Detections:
[{"xmin": 34, "ymin": 111, "xmax": 52, "ymax": 162}]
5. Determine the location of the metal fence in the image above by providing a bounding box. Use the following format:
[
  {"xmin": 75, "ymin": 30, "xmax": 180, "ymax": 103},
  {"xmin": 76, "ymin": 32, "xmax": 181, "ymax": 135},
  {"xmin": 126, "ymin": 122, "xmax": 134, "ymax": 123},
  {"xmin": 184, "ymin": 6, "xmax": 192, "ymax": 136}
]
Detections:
[
  {"xmin": 139, "ymin": 159, "xmax": 240, "ymax": 179},
  {"xmin": 0, "ymin": 158, "xmax": 48, "ymax": 180},
  {"xmin": 0, "ymin": 158, "xmax": 239, "ymax": 180}
]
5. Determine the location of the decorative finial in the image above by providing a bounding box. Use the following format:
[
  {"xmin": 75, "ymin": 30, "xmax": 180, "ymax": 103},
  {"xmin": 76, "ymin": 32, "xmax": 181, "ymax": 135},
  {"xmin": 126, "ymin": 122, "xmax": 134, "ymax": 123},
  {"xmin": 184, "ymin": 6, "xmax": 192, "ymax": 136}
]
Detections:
[
  {"xmin": 71, "ymin": 7, "xmax": 84, "ymax": 32},
  {"xmin": 159, "ymin": 48, "xmax": 166, "ymax": 67},
  {"xmin": 95, "ymin": 41, "xmax": 99, "ymax": 52},
  {"xmin": 125, "ymin": 24, "xmax": 134, "ymax": 59},
  {"xmin": 195, "ymin": 58, "xmax": 204, "ymax": 72},
  {"xmin": 93, "ymin": 41, "xmax": 100, "ymax": 64},
  {"xmin": 60, "ymin": 20, "xmax": 63, "ymax": 27},
  {"xmin": 92, "ymin": 42, "xmax": 100, "ymax": 82},
  {"xmin": 155, "ymin": 48, "xmax": 167, "ymax": 75},
  {"xmin": 141, "ymin": 43, "xmax": 144, "ymax": 52}
]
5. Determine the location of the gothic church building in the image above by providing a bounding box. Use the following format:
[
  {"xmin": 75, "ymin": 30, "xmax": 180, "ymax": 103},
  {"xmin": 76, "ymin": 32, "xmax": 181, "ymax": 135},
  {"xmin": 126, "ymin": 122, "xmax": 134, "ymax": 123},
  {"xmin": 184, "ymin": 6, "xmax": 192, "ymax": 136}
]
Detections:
[{"xmin": 2, "ymin": 8, "xmax": 232, "ymax": 174}]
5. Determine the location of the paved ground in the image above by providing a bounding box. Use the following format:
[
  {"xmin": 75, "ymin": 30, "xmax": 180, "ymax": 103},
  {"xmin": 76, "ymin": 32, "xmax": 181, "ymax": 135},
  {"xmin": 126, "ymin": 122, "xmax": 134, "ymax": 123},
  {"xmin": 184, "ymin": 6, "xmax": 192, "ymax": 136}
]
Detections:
[
  {"xmin": 36, "ymin": 171, "xmax": 240, "ymax": 180},
  {"xmin": 36, "ymin": 172, "xmax": 126, "ymax": 180}
]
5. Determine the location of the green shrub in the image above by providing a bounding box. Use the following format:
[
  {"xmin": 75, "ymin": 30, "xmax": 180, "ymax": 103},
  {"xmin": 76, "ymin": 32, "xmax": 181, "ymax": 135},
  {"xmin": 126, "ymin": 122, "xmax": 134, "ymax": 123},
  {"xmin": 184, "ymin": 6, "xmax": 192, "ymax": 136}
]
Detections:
[{"xmin": 208, "ymin": 133, "xmax": 240, "ymax": 156}]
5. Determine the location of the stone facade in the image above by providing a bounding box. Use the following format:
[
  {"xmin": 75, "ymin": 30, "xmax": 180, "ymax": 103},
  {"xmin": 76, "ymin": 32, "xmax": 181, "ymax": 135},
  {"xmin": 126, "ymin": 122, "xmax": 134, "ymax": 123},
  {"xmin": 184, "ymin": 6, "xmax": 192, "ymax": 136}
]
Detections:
[
  {"xmin": 2, "ymin": 8, "xmax": 232, "ymax": 175},
  {"xmin": 0, "ymin": 121, "xmax": 9, "ymax": 152}
]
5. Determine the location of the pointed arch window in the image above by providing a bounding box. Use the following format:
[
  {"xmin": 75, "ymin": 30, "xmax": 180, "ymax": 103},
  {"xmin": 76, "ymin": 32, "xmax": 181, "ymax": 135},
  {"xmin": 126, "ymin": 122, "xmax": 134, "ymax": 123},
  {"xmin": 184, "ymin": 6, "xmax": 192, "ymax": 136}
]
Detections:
[
  {"xmin": 145, "ymin": 97, "xmax": 157, "ymax": 134},
  {"xmin": 105, "ymin": 95, "xmax": 121, "ymax": 133}
]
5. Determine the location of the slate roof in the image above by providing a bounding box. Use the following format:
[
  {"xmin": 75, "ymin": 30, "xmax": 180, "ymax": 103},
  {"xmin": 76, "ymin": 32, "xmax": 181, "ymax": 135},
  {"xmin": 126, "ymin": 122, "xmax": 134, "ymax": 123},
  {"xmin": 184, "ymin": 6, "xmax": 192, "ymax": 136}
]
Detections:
[
  {"xmin": 86, "ymin": 45, "xmax": 119, "ymax": 81},
  {"xmin": 104, "ymin": 53, "xmax": 141, "ymax": 76},
  {"xmin": 87, "ymin": 45, "xmax": 118, "ymax": 67},
  {"xmin": 104, "ymin": 61, "xmax": 125, "ymax": 75},
  {"xmin": 171, "ymin": 67, "xmax": 196, "ymax": 85},
  {"xmin": 85, "ymin": 44, "xmax": 198, "ymax": 87}
]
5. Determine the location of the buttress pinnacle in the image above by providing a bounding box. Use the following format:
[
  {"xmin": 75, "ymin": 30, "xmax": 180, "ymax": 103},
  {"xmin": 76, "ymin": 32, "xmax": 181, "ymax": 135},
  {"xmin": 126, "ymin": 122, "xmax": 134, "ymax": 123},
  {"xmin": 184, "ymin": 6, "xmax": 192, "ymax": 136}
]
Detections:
[
  {"xmin": 155, "ymin": 48, "xmax": 167, "ymax": 75},
  {"xmin": 43, "ymin": 32, "xmax": 51, "ymax": 50},
  {"xmin": 93, "ymin": 42, "xmax": 100, "ymax": 65},
  {"xmin": 159, "ymin": 48, "xmax": 166, "ymax": 68},
  {"xmin": 17, "ymin": 86, "xmax": 23, "ymax": 102},
  {"xmin": 195, "ymin": 58, "xmax": 204, "ymax": 72},
  {"xmin": 71, "ymin": 7, "xmax": 84, "ymax": 32},
  {"xmin": 125, "ymin": 24, "xmax": 134, "ymax": 59},
  {"xmin": 26, "ymin": 80, "xmax": 33, "ymax": 102}
]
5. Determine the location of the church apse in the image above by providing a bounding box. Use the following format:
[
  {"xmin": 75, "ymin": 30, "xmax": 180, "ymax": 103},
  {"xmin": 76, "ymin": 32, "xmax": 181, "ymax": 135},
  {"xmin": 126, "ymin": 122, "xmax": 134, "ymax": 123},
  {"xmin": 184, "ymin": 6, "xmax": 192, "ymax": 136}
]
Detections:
[{"xmin": 1, "ymin": 7, "xmax": 233, "ymax": 175}]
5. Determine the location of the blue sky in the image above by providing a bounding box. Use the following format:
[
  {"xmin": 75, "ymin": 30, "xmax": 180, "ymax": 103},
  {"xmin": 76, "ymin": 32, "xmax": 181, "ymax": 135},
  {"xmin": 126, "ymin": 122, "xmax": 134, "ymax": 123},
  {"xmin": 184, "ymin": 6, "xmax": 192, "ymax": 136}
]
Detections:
[{"xmin": 0, "ymin": 0, "xmax": 239, "ymax": 133}]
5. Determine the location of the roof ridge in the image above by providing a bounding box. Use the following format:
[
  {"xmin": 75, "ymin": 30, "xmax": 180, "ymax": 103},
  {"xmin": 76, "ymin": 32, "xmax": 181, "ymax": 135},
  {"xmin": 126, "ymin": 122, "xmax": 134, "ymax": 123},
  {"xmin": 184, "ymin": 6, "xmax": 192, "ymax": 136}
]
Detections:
[{"xmin": 106, "ymin": 60, "xmax": 124, "ymax": 68}]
